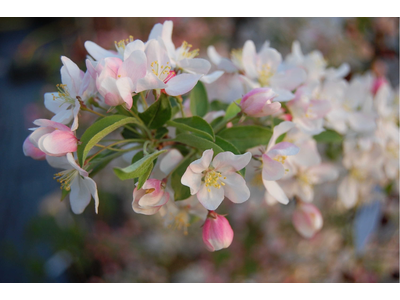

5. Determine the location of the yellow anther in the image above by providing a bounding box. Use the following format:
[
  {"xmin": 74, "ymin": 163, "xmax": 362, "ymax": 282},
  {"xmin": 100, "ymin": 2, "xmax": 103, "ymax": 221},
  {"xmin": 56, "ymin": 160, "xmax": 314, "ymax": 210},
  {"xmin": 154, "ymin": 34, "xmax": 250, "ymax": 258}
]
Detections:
[{"xmin": 145, "ymin": 188, "xmax": 155, "ymax": 194}]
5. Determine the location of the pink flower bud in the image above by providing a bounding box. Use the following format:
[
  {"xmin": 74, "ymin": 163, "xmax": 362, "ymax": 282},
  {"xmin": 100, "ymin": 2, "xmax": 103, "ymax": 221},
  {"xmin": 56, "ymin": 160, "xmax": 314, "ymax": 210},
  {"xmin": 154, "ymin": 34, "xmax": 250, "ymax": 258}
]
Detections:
[
  {"xmin": 23, "ymin": 136, "xmax": 46, "ymax": 160},
  {"xmin": 240, "ymin": 87, "xmax": 280, "ymax": 117},
  {"xmin": 202, "ymin": 211, "xmax": 234, "ymax": 252},
  {"xmin": 132, "ymin": 179, "xmax": 169, "ymax": 215},
  {"xmin": 292, "ymin": 202, "xmax": 323, "ymax": 239},
  {"xmin": 28, "ymin": 119, "xmax": 77, "ymax": 157}
]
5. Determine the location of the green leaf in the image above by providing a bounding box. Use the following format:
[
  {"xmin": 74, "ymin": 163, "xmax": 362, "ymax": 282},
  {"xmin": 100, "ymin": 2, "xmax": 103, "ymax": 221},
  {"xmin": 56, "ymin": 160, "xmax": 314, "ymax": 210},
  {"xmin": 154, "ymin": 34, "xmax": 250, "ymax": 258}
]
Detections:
[
  {"xmin": 154, "ymin": 127, "xmax": 168, "ymax": 139},
  {"xmin": 218, "ymin": 126, "xmax": 272, "ymax": 152},
  {"xmin": 89, "ymin": 151, "xmax": 125, "ymax": 177},
  {"xmin": 77, "ymin": 115, "xmax": 139, "ymax": 166},
  {"xmin": 137, "ymin": 162, "xmax": 154, "ymax": 189},
  {"xmin": 210, "ymin": 116, "xmax": 224, "ymax": 128},
  {"xmin": 139, "ymin": 94, "xmax": 172, "ymax": 129},
  {"xmin": 223, "ymin": 99, "xmax": 241, "ymax": 121},
  {"xmin": 215, "ymin": 136, "xmax": 245, "ymax": 177},
  {"xmin": 190, "ymin": 81, "xmax": 209, "ymax": 117},
  {"xmin": 167, "ymin": 116, "xmax": 215, "ymax": 141},
  {"xmin": 114, "ymin": 150, "xmax": 167, "ymax": 180},
  {"xmin": 210, "ymin": 100, "xmax": 229, "ymax": 111},
  {"xmin": 215, "ymin": 136, "xmax": 240, "ymax": 154},
  {"xmin": 171, "ymin": 155, "xmax": 194, "ymax": 201},
  {"xmin": 131, "ymin": 151, "xmax": 144, "ymax": 164},
  {"xmin": 174, "ymin": 133, "xmax": 224, "ymax": 155},
  {"xmin": 313, "ymin": 129, "xmax": 343, "ymax": 143},
  {"xmin": 275, "ymin": 133, "xmax": 286, "ymax": 144}
]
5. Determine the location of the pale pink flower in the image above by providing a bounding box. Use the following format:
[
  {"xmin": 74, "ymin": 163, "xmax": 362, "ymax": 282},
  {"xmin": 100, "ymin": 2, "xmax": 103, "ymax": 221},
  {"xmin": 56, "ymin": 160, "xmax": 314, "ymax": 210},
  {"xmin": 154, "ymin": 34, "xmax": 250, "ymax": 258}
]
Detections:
[
  {"xmin": 47, "ymin": 153, "xmax": 99, "ymax": 214},
  {"xmin": 28, "ymin": 119, "xmax": 77, "ymax": 157},
  {"xmin": 96, "ymin": 50, "xmax": 147, "ymax": 109},
  {"xmin": 240, "ymin": 87, "xmax": 281, "ymax": 117},
  {"xmin": 202, "ymin": 211, "xmax": 234, "ymax": 252},
  {"xmin": 181, "ymin": 149, "xmax": 251, "ymax": 210},
  {"xmin": 44, "ymin": 56, "xmax": 92, "ymax": 131},
  {"xmin": 292, "ymin": 202, "xmax": 323, "ymax": 239},
  {"xmin": 23, "ymin": 136, "xmax": 46, "ymax": 160},
  {"xmin": 132, "ymin": 179, "xmax": 169, "ymax": 215}
]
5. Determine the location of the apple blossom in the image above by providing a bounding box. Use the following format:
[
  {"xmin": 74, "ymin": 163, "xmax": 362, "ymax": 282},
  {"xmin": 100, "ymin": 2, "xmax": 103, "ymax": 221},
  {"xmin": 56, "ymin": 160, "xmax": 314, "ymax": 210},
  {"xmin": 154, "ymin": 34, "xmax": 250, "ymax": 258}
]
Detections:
[
  {"xmin": 202, "ymin": 211, "xmax": 234, "ymax": 252},
  {"xmin": 292, "ymin": 202, "xmax": 323, "ymax": 239},
  {"xmin": 28, "ymin": 119, "xmax": 77, "ymax": 157},
  {"xmin": 240, "ymin": 87, "xmax": 281, "ymax": 117},
  {"xmin": 181, "ymin": 149, "xmax": 251, "ymax": 210},
  {"xmin": 47, "ymin": 153, "xmax": 99, "ymax": 214},
  {"xmin": 44, "ymin": 56, "xmax": 91, "ymax": 131},
  {"xmin": 132, "ymin": 179, "xmax": 169, "ymax": 215}
]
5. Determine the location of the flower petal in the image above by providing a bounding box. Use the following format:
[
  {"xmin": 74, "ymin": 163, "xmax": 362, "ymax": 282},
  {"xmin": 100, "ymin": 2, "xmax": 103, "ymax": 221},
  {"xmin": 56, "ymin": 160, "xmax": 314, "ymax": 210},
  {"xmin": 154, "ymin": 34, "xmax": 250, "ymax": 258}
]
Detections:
[
  {"xmin": 263, "ymin": 180, "xmax": 289, "ymax": 205},
  {"xmin": 165, "ymin": 73, "xmax": 202, "ymax": 96},
  {"xmin": 181, "ymin": 167, "xmax": 203, "ymax": 195},
  {"xmin": 69, "ymin": 176, "xmax": 93, "ymax": 214},
  {"xmin": 189, "ymin": 149, "xmax": 213, "ymax": 173},
  {"xmin": 261, "ymin": 154, "xmax": 285, "ymax": 181},
  {"xmin": 212, "ymin": 151, "xmax": 251, "ymax": 174},
  {"xmin": 197, "ymin": 184, "xmax": 225, "ymax": 210},
  {"xmin": 222, "ymin": 173, "xmax": 250, "ymax": 204}
]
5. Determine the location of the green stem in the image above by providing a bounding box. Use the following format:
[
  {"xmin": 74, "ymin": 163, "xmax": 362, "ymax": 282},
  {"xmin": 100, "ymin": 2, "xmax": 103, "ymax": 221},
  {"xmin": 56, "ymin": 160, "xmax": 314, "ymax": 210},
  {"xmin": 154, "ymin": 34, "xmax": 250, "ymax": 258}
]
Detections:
[
  {"xmin": 175, "ymin": 96, "xmax": 185, "ymax": 118},
  {"xmin": 81, "ymin": 106, "xmax": 106, "ymax": 118},
  {"xmin": 140, "ymin": 92, "xmax": 149, "ymax": 110}
]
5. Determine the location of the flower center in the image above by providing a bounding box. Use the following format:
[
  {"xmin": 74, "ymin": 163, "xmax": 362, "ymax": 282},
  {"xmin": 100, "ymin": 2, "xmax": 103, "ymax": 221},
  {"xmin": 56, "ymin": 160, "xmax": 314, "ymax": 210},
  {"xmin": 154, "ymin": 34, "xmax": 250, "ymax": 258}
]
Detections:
[
  {"xmin": 151, "ymin": 60, "xmax": 172, "ymax": 82},
  {"xmin": 114, "ymin": 35, "xmax": 134, "ymax": 56},
  {"xmin": 178, "ymin": 41, "xmax": 199, "ymax": 59},
  {"xmin": 273, "ymin": 155, "xmax": 287, "ymax": 164},
  {"xmin": 53, "ymin": 169, "xmax": 79, "ymax": 191},
  {"xmin": 173, "ymin": 210, "xmax": 190, "ymax": 235},
  {"xmin": 52, "ymin": 84, "xmax": 75, "ymax": 107},
  {"xmin": 350, "ymin": 168, "xmax": 366, "ymax": 181},
  {"xmin": 204, "ymin": 170, "xmax": 226, "ymax": 192},
  {"xmin": 259, "ymin": 63, "xmax": 273, "ymax": 87}
]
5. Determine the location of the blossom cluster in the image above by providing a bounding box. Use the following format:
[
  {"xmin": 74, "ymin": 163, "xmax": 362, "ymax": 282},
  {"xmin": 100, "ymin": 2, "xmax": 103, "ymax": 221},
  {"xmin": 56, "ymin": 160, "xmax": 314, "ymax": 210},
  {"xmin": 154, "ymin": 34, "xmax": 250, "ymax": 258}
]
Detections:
[{"xmin": 23, "ymin": 20, "xmax": 399, "ymax": 252}]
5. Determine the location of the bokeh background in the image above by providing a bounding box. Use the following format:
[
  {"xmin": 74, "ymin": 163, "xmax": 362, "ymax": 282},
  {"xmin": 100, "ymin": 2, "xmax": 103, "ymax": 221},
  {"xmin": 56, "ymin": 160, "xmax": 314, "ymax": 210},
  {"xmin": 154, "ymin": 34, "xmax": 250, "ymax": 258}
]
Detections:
[{"xmin": 0, "ymin": 17, "xmax": 398, "ymax": 283}]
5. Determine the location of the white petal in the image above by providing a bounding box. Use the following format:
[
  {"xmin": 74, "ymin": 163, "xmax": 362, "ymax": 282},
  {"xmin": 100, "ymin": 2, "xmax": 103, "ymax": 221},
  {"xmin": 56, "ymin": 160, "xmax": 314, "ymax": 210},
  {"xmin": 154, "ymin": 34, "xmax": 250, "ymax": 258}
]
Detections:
[
  {"xmin": 338, "ymin": 176, "xmax": 358, "ymax": 208},
  {"xmin": 165, "ymin": 73, "xmax": 202, "ymax": 96},
  {"xmin": 242, "ymin": 40, "xmax": 258, "ymax": 79},
  {"xmin": 181, "ymin": 167, "xmax": 203, "ymax": 195},
  {"xmin": 66, "ymin": 153, "xmax": 88, "ymax": 177},
  {"xmin": 263, "ymin": 180, "xmax": 289, "ymax": 205},
  {"xmin": 271, "ymin": 88, "xmax": 295, "ymax": 102},
  {"xmin": 197, "ymin": 184, "xmax": 225, "ymax": 210},
  {"xmin": 268, "ymin": 121, "xmax": 296, "ymax": 150},
  {"xmin": 222, "ymin": 173, "xmax": 250, "ymax": 204},
  {"xmin": 46, "ymin": 154, "xmax": 71, "ymax": 170},
  {"xmin": 123, "ymin": 40, "xmax": 145, "ymax": 60},
  {"xmin": 179, "ymin": 58, "xmax": 211, "ymax": 75},
  {"xmin": 85, "ymin": 41, "xmax": 118, "ymax": 60},
  {"xmin": 212, "ymin": 152, "xmax": 251, "ymax": 174},
  {"xmin": 200, "ymin": 71, "xmax": 224, "ymax": 84},
  {"xmin": 189, "ymin": 149, "xmax": 213, "ymax": 173},
  {"xmin": 81, "ymin": 176, "xmax": 99, "ymax": 214},
  {"xmin": 69, "ymin": 176, "xmax": 92, "ymax": 214}
]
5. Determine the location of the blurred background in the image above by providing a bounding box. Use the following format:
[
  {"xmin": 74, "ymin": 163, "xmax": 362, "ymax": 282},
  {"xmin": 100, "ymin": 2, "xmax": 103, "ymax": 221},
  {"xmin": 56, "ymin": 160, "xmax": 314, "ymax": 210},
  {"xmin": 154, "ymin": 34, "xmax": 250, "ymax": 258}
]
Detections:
[{"xmin": 0, "ymin": 17, "xmax": 398, "ymax": 283}]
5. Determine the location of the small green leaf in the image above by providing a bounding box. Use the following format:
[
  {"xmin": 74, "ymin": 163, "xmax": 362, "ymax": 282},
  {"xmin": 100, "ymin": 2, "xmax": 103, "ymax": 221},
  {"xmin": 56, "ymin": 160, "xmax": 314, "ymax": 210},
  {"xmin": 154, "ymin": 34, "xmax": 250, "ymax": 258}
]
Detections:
[
  {"xmin": 171, "ymin": 155, "xmax": 194, "ymax": 201},
  {"xmin": 174, "ymin": 133, "xmax": 224, "ymax": 155},
  {"xmin": 218, "ymin": 126, "xmax": 272, "ymax": 152},
  {"xmin": 313, "ymin": 129, "xmax": 343, "ymax": 143},
  {"xmin": 137, "ymin": 162, "xmax": 154, "ymax": 189},
  {"xmin": 210, "ymin": 116, "xmax": 224, "ymax": 128},
  {"xmin": 215, "ymin": 136, "xmax": 245, "ymax": 177},
  {"xmin": 60, "ymin": 188, "xmax": 70, "ymax": 201},
  {"xmin": 167, "ymin": 116, "xmax": 215, "ymax": 141},
  {"xmin": 223, "ymin": 99, "xmax": 241, "ymax": 121},
  {"xmin": 114, "ymin": 150, "xmax": 167, "ymax": 180},
  {"xmin": 275, "ymin": 133, "xmax": 287, "ymax": 144},
  {"xmin": 190, "ymin": 81, "xmax": 209, "ymax": 117},
  {"xmin": 77, "ymin": 115, "xmax": 140, "ymax": 166},
  {"xmin": 139, "ymin": 94, "xmax": 172, "ymax": 129}
]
